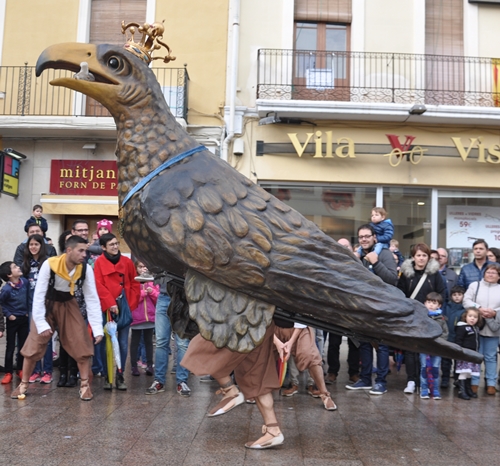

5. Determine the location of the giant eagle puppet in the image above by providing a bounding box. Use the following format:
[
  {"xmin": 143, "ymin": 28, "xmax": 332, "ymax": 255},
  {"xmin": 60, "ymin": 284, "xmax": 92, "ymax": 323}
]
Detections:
[{"xmin": 36, "ymin": 21, "xmax": 481, "ymax": 363}]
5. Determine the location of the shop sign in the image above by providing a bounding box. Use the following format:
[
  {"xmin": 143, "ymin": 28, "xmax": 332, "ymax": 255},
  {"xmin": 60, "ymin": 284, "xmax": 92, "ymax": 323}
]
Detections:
[
  {"xmin": 446, "ymin": 205, "xmax": 500, "ymax": 248},
  {"xmin": 283, "ymin": 131, "xmax": 500, "ymax": 166},
  {"xmin": 50, "ymin": 160, "xmax": 118, "ymax": 195},
  {"xmin": 1, "ymin": 153, "xmax": 21, "ymax": 197}
]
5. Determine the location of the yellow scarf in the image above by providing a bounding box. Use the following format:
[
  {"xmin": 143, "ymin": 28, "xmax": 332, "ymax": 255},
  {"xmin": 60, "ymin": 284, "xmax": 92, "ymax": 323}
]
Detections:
[{"xmin": 48, "ymin": 255, "xmax": 82, "ymax": 295}]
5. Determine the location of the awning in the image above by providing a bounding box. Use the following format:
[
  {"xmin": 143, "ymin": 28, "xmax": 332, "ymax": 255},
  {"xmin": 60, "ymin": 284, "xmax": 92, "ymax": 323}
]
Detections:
[{"xmin": 40, "ymin": 194, "xmax": 118, "ymax": 216}]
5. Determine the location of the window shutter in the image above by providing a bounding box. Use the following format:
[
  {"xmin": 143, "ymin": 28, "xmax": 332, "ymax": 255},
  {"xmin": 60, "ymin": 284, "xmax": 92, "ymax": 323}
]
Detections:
[
  {"xmin": 425, "ymin": 0, "xmax": 464, "ymax": 56},
  {"xmin": 90, "ymin": 0, "xmax": 147, "ymax": 45},
  {"xmin": 294, "ymin": 0, "xmax": 352, "ymax": 24}
]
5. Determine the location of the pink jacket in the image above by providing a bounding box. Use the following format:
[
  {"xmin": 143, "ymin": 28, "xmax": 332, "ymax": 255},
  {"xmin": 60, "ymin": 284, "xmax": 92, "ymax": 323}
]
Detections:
[{"xmin": 131, "ymin": 281, "xmax": 159, "ymax": 326}]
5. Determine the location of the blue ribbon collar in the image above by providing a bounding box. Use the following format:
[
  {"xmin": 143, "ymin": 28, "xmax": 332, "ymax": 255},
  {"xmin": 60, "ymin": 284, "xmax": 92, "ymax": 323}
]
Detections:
[{"xmin": 121, "ymin": 145, "xmax": 206, "ymax": 207}]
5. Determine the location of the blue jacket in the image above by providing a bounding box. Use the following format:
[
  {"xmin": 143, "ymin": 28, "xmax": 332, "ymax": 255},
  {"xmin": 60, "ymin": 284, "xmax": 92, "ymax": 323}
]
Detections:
[
  {"xmin": 0, "ymin": 278, "xmax": 30, "ymax": 318},
  {"xmin": 24, "ymin": 216, "xmax": 48, "ymax": 233},
  {"xmin": 371, "ymin": 219, "xmax": 393, "ymax": 246},
  {"xmin": 457, "ymin": 260, "xmax": 491, "ymax": 291},
  {"xmin": 444, "ymin": 301, "xmax": 465, "ymax": 343}
]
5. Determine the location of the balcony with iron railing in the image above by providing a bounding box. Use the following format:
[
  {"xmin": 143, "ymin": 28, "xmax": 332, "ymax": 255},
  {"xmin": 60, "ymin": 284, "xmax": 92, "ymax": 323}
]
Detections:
[
  {"xmin": 257, "ymin": 49, "xmax": 500, "ymax": 108},
  {"xmin": 0, "ymin": 63, "xmax": 189, "ymax": 120}
]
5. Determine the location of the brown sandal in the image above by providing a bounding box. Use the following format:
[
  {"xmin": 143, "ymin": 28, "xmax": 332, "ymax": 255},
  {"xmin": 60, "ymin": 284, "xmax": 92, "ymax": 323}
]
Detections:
[
  {"xmin": 245, "ymin": 423, "xmax": 284, "ymax": 449},
  {"xmin": 11, "ymin": 381, "xmax": 29, "ymax": 399},
  {"xmin": 79, "ymin": 378, "xmax": 93, "ymax": 401},
  {"xmin": 207, "ymin": 385, "xmax": 244, "ymax": 417}
]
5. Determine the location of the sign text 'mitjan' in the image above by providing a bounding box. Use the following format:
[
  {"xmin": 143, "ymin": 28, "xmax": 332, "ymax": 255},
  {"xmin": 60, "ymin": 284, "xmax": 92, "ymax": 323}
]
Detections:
[{"xmin": 50, "ymin": 160, "xmax": 118, "ymax": 196}]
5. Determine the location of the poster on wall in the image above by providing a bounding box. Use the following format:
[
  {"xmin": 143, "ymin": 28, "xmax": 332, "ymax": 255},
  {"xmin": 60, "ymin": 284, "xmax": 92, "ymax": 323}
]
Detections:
[
  {"xmin": 446, "ymin": 205, "xmax": 500, "ymax": 248},
  {"xmin": 1, "ymin": 153, "xmax": 21, "ymax": 197}
]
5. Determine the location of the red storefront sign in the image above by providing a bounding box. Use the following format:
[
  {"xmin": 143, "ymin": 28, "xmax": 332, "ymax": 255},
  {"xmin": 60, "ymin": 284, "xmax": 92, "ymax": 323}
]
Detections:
[{"xmin": 50, "ymin": 160, "xmax": 118, "ymax": 195}]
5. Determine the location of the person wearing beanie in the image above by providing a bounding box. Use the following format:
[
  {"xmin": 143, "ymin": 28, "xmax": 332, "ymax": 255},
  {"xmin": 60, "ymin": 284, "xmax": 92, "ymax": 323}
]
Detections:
[{"xmin": 88, "ymin": 219, "xmax": 113, "ymax": 259}]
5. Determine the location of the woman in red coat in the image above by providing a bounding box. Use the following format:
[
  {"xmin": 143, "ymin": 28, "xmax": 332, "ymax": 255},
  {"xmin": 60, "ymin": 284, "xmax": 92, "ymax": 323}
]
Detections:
[{"xmin": 93, "ymin": 233, "xmax": 140, "ymax": 391}]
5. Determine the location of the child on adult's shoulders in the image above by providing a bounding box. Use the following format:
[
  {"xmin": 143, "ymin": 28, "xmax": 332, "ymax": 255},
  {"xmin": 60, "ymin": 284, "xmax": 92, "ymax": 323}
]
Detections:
[
  {"xmin": 356, "ymin": 207, "xmax": 394, "ymax": 257},
  {"xmin": 24, "ymin": 204, "xmax": 48, "ymax": 235}
]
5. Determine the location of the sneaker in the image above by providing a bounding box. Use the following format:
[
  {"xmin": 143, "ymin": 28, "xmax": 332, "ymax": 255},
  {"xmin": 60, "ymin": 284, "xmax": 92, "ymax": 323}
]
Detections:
[
  {"xmin": 420, "ymin": 389, "xmax": 430, "ymax": 399},
  {"xmin": 137, "ymin": 361, "xmax": 147, "ymax": 369},
  {"xmin": 369, "ymin": 383, "xmax": 387, "ymax": 395},
  {"xmin": 1, "ymin": 373, "xmax": 13, "ymax": 384},
  {"xmin": 404, "ymin": 381, "xmax": 416, "ymax": 394},
  {"xmin": 325, "ymin": 373, "xmax": 337, "ymax": 384},
  {"xmin": 40, "ymin": 373, "xmax": 53, "ymax": 384},
  {"xmin": 29, "ymin": 372, "xmax": 41, "ymax": 383},
  {"xmin": 145, "ymin": 365, "xmax": 154, "ymax": 376},
  {"xmin": 146, "ymin": 380, "xmax": 165, "ymax": 395},
  {"xmin": 171, "ymin": 366, "xmax": 177, "ymax": 374},
  {"xmin": 281, "ymin": 384, "xmax": 298, "ymax": 396},
  {"xmin": 307, "ymin": 385, "xmax": 321, "ymax": 398},
  {"xmin": 200, "ymin": 375, "xmax": 215, "ymax": 383},
  {"xmin": 432, "ymin": 390, "xmax": 442, "ymax": 400},
  {"xmin": 345, "ymin": 380, "xmax": 372, "ymax": 390},
  {"xmin": 131, "ymin": 367, "xmax": 140, "ymax": 377},
  {"xmin": 104, "ymin": 378, "xmax": 113, "ymax": 390},
  {"xmin": 177, "ymin": 382, "xmax": 191, "ymax": 397}
]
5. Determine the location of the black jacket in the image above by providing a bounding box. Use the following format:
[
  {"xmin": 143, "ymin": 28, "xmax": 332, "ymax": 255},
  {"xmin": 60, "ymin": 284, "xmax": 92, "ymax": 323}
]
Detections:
[
  {"xmin": 397, "ymin": 258, "xmax": 446, "ymax": 304},
  {"xmin": 454, "ymin": 322, "xmax": 479, "ymax": 351}
]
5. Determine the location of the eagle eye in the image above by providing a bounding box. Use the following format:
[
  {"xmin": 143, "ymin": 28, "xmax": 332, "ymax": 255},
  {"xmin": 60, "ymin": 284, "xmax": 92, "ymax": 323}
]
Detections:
[{"xmin": 108, "ymin": 57, "xmax": 120, "ymax": 70}]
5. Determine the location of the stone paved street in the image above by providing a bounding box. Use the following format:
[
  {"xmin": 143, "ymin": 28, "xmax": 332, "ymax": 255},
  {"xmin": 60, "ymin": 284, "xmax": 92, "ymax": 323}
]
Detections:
[{"xmin": 1, "ymin": 343, "xmax": 500, "ymax": 465}]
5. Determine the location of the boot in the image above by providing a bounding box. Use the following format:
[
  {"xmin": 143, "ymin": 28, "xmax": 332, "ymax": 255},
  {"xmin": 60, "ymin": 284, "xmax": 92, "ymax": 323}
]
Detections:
[
  {"xmin": 116, "ymin": 372, "xmax": 127, "ymax": 390},
  {"xmin": 464, "ymin": 379, "xmax": 477, "ymax": 398},
  {"xmin": 457, "ymin": 380, "xmax": 470, "ymax": 400},
  {"xmin": 57, "ymin": 370, "xmax": 68, "ymax": 387},
  {"xmin": 66, "ymin": 366, "xmax": 78, "ymax": 387}
]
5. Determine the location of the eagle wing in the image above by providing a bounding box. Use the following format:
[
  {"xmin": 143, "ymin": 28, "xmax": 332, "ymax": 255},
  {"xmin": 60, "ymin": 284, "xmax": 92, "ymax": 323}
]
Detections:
[{"xmin": 140, "ymin": 150, "xmax": 440, "ymax": 352}]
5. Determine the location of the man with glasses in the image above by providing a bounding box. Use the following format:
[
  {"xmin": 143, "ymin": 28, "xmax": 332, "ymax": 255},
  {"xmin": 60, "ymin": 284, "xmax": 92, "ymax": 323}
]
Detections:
[
  {"xmin": 93, "ymin": 233, "xmax": 140, "ymax": 390},
  {"xmin": 345, "ymin": 224, "xmax": 398, "ymax": 396}
]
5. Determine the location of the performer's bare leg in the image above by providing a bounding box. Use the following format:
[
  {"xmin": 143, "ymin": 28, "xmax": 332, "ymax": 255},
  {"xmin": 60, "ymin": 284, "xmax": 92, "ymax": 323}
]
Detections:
[
  {"xmin": 309, "ymin": 364, "xmax": 328, "ymax": 393},
  {"xmin": 245, "ymin": 392, "xmax": 283, "ymax": 448},
  {"xmin": 208, "ymin": 376, "xmax": 245, "ymax": 416},
  {"xmin": 11, "ymin": 358, "xmax": 36, "ymax": 398},
  {"xmin": 77, "ymin": 359, "xmax": 93, "ymax": 401},
  {"xmin": 309, "ymin": 364, "xmax": 337, "ymax": 410}
]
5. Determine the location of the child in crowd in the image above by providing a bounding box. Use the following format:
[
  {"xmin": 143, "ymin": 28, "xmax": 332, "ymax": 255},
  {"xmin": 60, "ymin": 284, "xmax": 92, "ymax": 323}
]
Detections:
[
  {"xmin": 0, "ymin": 262, "xmax": 30, "ymax": 384},
  {"xmin": 24, "ymin": 204, "xmax": 48, "ymax": 235},
  {"xmin": 130, "ymin": 261, "xmax": 158, "ymax": 377},
  {"xmin": 455, "ymin": 308, "xmax": 483, "ymax": 400},
  {"xmin": 357, "ymin": 207, "xmax": 394, "ymax": 257},
  {"xmin": 88, "ymin": 219, "xmax": 113, "ymax": 267},
  {"xmin": 440, "ymin": 285, "xmax": 465, "ymax": 388},
  {"xmin": 419, "ymin": 292, "xmax": 448, "ymax": 400},
  {"xmin": 389, "ymin": 239, "xmax": 405, "ymax": 270}
]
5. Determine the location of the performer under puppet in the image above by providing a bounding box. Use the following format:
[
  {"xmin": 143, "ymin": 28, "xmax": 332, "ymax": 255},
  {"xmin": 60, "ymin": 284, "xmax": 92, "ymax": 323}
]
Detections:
[{"xmin": 32, "ymin": 20, "xmax": 483, "ymax": 447}]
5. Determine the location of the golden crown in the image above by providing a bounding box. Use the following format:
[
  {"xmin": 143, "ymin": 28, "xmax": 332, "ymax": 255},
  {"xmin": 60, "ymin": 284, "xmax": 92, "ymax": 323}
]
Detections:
[{"xmin": 121, "ymin": 20, "xmax": 176, "ymax": 65}]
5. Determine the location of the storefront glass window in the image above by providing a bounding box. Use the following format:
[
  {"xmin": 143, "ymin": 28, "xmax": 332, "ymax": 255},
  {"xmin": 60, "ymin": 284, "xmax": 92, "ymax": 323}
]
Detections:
[
  {"xmin": 438, "ymin": 190, "xmax": 500, "ymax": 267},
  {"xmin": 382, "ymin": 187, "xmax": 432, "ymax": 257},
  {"xmin": 261, "ymin": 183, "xmax": 376, "ymax": 244}
]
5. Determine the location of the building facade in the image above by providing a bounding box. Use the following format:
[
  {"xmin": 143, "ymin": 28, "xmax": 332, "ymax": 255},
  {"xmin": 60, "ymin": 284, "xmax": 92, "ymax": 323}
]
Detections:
[
  {"xmin": 229, "ymin": 0, "xmax": 500, "ymax": 263},
  {"xmin": 0, "ymin": 0, "xmax": 229, "ymax": 262}
]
